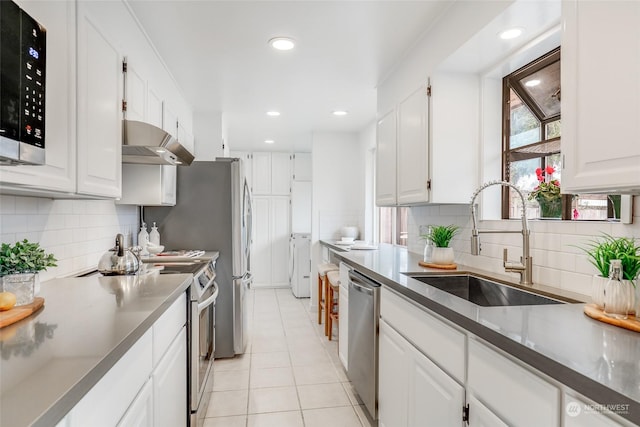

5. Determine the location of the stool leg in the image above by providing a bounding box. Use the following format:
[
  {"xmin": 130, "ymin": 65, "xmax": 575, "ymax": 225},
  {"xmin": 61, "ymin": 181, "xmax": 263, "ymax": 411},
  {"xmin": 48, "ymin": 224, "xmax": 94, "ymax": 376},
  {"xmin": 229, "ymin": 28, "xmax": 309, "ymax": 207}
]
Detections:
[
  {"xmin": 324, "ymin": 278, "xmax": 330, "ymax": 337},
  {"xmin": 317, "ymin": 273, "xmax": 323, "ymax": 324},
  {"xmin": 327, "ymin": 286, "xmax": 333, "ymax": 340}
]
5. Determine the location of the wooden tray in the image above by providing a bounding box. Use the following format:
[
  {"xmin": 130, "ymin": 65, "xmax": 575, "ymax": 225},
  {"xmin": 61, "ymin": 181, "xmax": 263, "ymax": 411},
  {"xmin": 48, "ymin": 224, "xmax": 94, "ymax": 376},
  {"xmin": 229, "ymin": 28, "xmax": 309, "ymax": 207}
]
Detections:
[
  {"xmin": 0, "ymin": 297, "xmax": 45, "ymax": 328},
  {"xmin": 583, "ymin": 304, "xmax": 640, "ymax": 333},
  {"xmin": 418, "ymin": 261, "xmax": 458, "ymax": 270}
]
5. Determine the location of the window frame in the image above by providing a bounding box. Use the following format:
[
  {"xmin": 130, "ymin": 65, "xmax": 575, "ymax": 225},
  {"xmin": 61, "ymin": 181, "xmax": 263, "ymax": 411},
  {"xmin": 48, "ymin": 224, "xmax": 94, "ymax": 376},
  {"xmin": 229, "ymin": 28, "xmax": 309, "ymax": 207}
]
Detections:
[{"xmin": 501, "ymin": 48, "xmax": 571, "ymax": 219}]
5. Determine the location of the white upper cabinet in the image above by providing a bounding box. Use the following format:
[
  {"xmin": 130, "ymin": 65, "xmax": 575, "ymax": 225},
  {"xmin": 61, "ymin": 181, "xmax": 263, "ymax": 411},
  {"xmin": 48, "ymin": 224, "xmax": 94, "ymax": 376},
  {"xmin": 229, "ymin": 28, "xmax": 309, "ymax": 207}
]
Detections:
[
  {"xmin": 251, "ymin": 152, "xmax": 291, "ymax": 196},
  {"xmin": 251, "ymin": 152, "xmax": 272, "ymax": 195},
  {"xmin": 147, "ymin": 86, "xmax": 164, "ymax": 129},
  {"xmin": 124, "ymin": 59, "xmax": 146, "ymax": 123},
  {"xmin": 76, "ymin": 4, "xmax": 122, "ymax": 198},
  {"xmin": 561, "ymin": 0, "xmax": 640, "ymax": 194},
  {"xmin": 0, "ymin": 0, "xmax": 76, "ymax": 194},
  {"xmin": 397, "ymin": 85, "xmax": 429, "ymax": 204},
  {"xmin": 163, "ymin": 103, "xmax": 178, "ymax": 138},
  {"xmin": 292, "ymin": 153, "xmax": 312, "ymax": 181},
  {"xmin": 271, "ymin": 153, "xmax": 291, "ymax": 195},
  {"xmin": 375, "ymin": 109, "xmax": 397, "ymax": 206},
  {"xmin": 429, "ymin": 72, "xmax": 479, "ymax": 203}
]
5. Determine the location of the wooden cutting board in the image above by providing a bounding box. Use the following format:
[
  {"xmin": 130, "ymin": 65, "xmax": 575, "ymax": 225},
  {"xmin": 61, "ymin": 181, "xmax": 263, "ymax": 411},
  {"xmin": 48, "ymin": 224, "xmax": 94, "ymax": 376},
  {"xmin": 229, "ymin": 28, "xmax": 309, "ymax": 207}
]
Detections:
[
  {"xmin": 583, "ymin": 304, "xmax": 640, "ymax": 333},
  {"xmin": 0, "ymin": 297, "xmax": 45, "ymax": 328},
  {"xmin": 418, "ymin": 261, "xmax": 458, "ymax": 270}
]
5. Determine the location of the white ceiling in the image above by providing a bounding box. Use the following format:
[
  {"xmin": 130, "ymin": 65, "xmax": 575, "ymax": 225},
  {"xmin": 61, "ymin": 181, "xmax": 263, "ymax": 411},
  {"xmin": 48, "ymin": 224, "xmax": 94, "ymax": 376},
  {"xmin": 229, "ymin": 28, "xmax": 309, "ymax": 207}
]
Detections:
[{"xmin": 127, "ymin": 0, "xmax": 452, "ymax": 152}]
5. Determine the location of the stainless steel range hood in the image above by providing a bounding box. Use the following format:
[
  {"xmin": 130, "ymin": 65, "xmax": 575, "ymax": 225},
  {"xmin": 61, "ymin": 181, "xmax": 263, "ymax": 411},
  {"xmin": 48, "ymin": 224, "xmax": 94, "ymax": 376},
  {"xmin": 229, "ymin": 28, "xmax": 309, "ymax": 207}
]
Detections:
[{"xmin": 122, "ymin": 120, "xmax": 194, "ymax": 166}]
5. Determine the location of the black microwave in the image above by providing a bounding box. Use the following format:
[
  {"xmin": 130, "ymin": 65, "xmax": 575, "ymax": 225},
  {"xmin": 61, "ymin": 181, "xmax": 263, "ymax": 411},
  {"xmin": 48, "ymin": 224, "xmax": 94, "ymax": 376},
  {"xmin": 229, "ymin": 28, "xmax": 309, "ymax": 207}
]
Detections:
[{"xmin": 0, "ymin": 0, "xmax": 46, "ymax": 165}]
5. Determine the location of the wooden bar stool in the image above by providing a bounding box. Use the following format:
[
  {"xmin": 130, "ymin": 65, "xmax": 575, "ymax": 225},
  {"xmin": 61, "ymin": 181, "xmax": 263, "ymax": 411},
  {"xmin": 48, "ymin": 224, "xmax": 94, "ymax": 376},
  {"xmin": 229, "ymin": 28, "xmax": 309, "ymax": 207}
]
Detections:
[
  {"xmin": 317, "ymin": 263, "xmax": 339, "ymax": 335},
  {"xmin": 326, "ymin": 270, "xmax": 340, "ymax": 341}
]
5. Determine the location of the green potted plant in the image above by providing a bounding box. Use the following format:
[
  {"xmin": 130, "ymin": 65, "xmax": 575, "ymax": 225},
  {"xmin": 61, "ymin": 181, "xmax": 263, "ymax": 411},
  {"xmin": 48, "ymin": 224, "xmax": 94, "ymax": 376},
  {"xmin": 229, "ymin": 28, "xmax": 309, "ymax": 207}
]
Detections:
[
  {"xmin": 421, "ymin": 225, "xmax": 459, "ymax": 265},
  {"xmin": 0, "ymin": 239, "xmax": 57, "ymax": 306},
  {"xmin": 578, "ymin": 234, "xmax": 640, "ymax": 309}
]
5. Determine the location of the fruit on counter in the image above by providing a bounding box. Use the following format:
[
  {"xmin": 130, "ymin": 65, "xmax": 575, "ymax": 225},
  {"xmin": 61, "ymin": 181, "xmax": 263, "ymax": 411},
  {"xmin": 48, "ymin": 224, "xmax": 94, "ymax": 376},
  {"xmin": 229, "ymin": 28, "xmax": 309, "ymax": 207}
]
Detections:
[{"xmin": 0, "ymin": 292, "xmax": 17, "ymax": 311}]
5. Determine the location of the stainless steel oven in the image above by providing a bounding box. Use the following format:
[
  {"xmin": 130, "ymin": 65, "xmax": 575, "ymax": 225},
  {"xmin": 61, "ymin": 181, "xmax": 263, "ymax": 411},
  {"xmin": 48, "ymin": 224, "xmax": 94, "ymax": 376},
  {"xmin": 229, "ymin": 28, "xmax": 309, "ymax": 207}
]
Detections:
[{"xmin": 157, "ymin": 259, "xmax": 217, "ymax": 427}]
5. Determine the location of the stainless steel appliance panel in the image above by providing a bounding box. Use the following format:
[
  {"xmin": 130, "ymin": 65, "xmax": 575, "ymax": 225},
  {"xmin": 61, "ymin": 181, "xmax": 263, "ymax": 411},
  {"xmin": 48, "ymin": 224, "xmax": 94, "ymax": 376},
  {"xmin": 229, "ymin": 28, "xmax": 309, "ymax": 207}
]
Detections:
[
  {"xmin": 348, "ymin": 270, "xmax": 380, "ymax": 420},
  {"xmin": 145, "ymin": 159, "xmax": 250, "ymax": 358}
]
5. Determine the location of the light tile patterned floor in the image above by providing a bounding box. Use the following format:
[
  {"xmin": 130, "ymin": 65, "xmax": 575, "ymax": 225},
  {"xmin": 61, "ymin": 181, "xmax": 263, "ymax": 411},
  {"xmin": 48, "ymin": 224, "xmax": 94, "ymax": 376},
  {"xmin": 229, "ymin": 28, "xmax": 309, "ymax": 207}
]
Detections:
[{"xmin": 203, "ymin": 289, "xmax": 376, "ymax": 427}]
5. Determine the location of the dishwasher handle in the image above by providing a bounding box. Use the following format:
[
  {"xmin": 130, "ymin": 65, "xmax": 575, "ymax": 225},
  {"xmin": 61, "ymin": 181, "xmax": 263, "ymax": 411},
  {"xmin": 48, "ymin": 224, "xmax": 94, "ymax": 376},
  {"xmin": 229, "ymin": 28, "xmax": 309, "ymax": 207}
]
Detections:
[
  {"xmin": 350, "ymin": 281, "xmax": 374, "ymax": 295},
  {"xmin": 348, "ymin": 270, "xmax": 381, "ymax": 294}
]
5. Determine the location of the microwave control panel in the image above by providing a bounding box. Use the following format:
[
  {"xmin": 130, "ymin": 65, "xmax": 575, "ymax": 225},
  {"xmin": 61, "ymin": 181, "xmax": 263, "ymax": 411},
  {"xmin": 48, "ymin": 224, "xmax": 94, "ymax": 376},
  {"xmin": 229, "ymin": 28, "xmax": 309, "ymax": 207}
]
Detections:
[{"xmin": 0, "ymin": 0, "xmax": 46, "ymax": 147}]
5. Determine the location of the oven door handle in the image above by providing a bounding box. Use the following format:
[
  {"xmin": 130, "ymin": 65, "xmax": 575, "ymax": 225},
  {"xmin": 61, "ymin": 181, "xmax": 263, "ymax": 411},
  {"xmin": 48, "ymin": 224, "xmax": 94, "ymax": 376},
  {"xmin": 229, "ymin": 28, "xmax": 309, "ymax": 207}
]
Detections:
[{"xmin": 197, "ymin": 282, "xmax": 219, "ymax": 313}]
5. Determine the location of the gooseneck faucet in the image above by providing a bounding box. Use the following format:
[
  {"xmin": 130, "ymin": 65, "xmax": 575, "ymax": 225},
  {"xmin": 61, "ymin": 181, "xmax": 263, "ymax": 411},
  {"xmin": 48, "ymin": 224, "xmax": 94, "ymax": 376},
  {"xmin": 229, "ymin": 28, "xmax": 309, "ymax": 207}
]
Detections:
[{"xmin": 470, "ymin": 180, "xmax": 533, "ymax": 286}]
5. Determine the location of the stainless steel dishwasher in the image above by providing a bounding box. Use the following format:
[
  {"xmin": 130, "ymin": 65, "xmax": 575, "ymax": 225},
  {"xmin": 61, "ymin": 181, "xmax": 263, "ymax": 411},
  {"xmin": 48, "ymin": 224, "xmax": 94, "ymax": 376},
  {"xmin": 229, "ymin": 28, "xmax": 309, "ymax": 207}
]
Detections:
[{"xmin": 347, "ymin": 270, "xmax": 380, "ymax": 420}]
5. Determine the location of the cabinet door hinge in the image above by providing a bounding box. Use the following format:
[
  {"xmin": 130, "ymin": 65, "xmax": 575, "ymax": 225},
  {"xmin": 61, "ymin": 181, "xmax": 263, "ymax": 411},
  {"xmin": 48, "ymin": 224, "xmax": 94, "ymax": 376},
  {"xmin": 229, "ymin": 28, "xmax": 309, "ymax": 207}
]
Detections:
[
  {"xmin": 427, "ymin": 179, "xmax": 431, "ymax": 190},
  {"xmin": 122, "ymin": 100, "xmax": 127, "ymax": 112},
  {"xmin": 122, "ymin": 59, "xmax": 128, "ymax": 73},
  {"xmin": 426, "ymin": 85, "xmax": 432, "ymax": 97},
  {"xmin": 462, "ymin": 403, "xmax": 470, "ymax": 424}
]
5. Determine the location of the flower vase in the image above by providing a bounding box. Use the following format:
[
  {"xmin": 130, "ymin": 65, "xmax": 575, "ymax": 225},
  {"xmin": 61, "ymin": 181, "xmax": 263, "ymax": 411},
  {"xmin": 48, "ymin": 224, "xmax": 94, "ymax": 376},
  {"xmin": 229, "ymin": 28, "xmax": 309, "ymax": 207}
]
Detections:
[
  {"xmin": 2, "ymin": 273, "xmax": 36, "ymax": 306},
  {"xmin": 431, "ymin": 247, "xmax": 454, "ymax": 265},
  {"xmin": 603, "ymin": 279, "xmax": 635, "ymax": 319},
  {"xmin": 591, "ymin": 275, "xmax": 607, "ymax": 309},
  {"xmin": 537, "ymin": 197, "xmax": 562, "ymax": 219}
]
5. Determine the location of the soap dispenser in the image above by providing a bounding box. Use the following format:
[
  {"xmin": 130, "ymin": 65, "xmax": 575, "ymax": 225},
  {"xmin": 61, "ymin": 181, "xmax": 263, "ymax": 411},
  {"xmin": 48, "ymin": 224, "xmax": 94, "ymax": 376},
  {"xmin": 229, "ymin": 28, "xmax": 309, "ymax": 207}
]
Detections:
[
  {"xmin": 138, "ymin": 223, "xmax": 149, "ymax": 255},
  {"xmin": 149, "ymin": 222, "xmax": 160, "ymax": 246}
]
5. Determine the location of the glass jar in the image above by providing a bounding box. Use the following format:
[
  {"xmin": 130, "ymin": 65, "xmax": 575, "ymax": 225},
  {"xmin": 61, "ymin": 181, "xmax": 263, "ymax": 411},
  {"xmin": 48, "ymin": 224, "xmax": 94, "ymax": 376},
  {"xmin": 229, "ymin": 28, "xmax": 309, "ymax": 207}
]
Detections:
[
  {"xmin": 603, "ymin": 260, "xmax": 635, "ymax": 320},
  {"xmin": 423, "ymin": 226, "xmax": 434, "ymax": 262},
  {"xmin": 2, "ymin": 273, "xmax": 36, "ymax": 306}
]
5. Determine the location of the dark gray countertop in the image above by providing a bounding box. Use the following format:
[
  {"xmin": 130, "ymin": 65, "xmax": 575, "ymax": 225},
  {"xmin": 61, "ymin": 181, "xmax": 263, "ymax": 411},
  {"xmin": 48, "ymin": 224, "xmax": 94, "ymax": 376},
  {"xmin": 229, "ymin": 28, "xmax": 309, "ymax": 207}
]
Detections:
[
  {"xmin": 0, "ymin": 271, "xmax": 192, "ymax": 427},
  {"xmin": 330, "ymin": 243, "xmax": 640, "ymax": 424}
]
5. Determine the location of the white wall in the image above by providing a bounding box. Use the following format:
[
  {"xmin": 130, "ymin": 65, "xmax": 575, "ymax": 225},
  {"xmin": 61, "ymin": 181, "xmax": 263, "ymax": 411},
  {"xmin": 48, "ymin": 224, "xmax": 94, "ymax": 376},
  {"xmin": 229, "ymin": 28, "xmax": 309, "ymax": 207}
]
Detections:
[
  {"xmin": 310, "ymin": 132, "xmax": 366, "ymax": 307},
  {"xmin": 0, "ymin": 196, "xmax": 138, "ymax": 281},
  {"xmin": 377, "ymin": 1, "xmax": 512, "ymax": 116},
  {"xmin": 406, "ymin": 198, "xmax": 640, "ymax": 299},
  {"xmin": 359, "ymin": 122, "xmax": 377, "ymax": 243}
]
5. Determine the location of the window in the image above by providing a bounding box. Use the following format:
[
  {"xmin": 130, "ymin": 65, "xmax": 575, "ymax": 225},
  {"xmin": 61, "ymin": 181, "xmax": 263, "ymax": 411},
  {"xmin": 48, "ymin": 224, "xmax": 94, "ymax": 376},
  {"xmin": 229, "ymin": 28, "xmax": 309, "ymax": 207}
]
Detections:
[
  {"xmin": 379, "ymin": 207, "xmax": 408, "ymax": 246},
  {"xmin": 502, "ymin": 48, "xmax": 617, "ymax": 221}
]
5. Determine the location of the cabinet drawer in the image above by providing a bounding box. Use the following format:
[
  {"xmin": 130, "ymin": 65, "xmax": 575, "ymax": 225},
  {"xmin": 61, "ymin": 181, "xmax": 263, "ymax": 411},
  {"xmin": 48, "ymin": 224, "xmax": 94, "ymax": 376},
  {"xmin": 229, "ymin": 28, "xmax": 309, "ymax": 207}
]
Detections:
[
  {"xmin": 70, "ymin": 330, "xmax": 153, "ymax": 426},
  {"xmin": 380, "ymin": 287, "xmax": 465, "ymax": 382},
  {"xmin": 153, "ymin": 293, "xmax": 187, "ymax": 367},
  {"xmin": 468, "ymin": 338, "xmax": 560, "ymax": 426}
]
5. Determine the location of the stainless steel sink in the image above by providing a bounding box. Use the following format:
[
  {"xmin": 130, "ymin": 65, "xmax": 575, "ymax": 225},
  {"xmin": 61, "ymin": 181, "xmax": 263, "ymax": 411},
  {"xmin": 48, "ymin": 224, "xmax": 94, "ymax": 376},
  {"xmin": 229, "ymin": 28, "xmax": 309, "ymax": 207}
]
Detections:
[{"xmin": 406, "ymin": 274, "xmax": 566, "ymax": 307}]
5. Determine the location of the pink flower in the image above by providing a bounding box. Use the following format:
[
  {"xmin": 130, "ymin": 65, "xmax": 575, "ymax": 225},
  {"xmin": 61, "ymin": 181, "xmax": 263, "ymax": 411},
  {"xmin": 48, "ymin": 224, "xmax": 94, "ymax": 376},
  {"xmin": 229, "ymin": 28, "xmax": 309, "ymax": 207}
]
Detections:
[
  {"xmin": 535, "ymin": 168, "xmax": 543, "ymax": 176},
  {"xmin": 537, "ymin": 175, "xmax": 544, "ymax": 182},
  {"xmin": 545, "ymin": 165, "xmax": 555, "ymax": 175}
]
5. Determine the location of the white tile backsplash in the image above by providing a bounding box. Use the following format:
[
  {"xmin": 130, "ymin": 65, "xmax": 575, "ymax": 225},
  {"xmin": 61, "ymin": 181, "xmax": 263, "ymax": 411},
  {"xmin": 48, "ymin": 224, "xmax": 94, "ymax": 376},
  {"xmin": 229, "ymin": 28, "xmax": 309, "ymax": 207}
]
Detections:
[
  {"xmin": 408, "ymin": 197, "xmax": 640, "ymax": 299},
  {"xmin": 0, "ymin": 195, "xmax": 138, "ymax": 280}
]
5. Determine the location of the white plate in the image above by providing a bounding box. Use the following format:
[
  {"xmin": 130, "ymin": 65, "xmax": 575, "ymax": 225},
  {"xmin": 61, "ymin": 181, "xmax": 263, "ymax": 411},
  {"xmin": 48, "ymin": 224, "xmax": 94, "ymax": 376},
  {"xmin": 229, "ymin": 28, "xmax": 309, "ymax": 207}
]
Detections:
[
  {"xmin": 334, "ymin": 241, "xmax": 354, "ymax": 246},
  {"xmin": 351, "ymin": 244, "xmax": 378, "ymax": 250}
]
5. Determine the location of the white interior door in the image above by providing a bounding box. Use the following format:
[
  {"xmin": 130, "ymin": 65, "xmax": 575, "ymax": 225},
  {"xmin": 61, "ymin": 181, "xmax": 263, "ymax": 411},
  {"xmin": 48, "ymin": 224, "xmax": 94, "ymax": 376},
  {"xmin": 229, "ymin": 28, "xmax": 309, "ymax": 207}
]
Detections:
[
  {"xmin": 251, "ymin": 197, "xmax": 271, "ymax": 287},
  {"xmin": 270, "ymin": 196, "xmax": 291, "ymax": 287}
]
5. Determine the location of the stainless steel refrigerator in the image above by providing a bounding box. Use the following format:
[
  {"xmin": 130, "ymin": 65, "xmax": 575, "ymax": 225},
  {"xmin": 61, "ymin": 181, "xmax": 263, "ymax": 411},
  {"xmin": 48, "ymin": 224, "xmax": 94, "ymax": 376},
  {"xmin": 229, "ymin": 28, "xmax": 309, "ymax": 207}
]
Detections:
[{"xmin": 145, "ymin": 159, "xmax": 252, "ymax": 358}]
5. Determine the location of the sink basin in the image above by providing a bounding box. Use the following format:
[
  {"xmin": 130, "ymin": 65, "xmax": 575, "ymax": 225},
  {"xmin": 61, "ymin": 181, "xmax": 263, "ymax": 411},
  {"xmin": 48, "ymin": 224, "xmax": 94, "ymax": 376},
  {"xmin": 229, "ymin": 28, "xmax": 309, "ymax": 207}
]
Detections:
[{"xmin": 406, "ymin": 274, "xmax": 565, "ymax": 307}]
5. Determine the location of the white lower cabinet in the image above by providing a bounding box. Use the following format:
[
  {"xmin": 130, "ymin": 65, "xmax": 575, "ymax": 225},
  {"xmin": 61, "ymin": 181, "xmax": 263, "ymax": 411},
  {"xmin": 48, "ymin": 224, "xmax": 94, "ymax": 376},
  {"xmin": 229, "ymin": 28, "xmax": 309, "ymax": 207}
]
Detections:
[
  {"xmin": 379, "ymin": 320, "xmax": 465, "ymax": 427},
  {"xmin": 468, "ymin": 338, "xmax": 560, "ymax": 426},
  {"xmin": 563, "ymin": 393, "xmax": 634, "ymax": 427},
  {"xmin": 62, "ymin": 294, "xmax": 187, "ymax": 427},
  {"xmin": 467, "ymin": 394, "xmax": 508, "ymax": 427},
  {"xmin": 117, "ymin": 379, "xmax": 154, "ymax": 427},
  {"xmin": 152, "ymin": 327, "xmax": 187, "ymax": 427}
]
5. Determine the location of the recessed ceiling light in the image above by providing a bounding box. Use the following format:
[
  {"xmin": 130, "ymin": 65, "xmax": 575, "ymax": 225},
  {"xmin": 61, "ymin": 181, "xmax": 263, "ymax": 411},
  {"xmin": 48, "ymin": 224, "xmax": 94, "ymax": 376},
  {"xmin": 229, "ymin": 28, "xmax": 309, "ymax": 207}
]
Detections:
[
  {"xmin": 269, "ymin": 37, "xmax": 295, "ymax": 51},
  {"xmin": 266, "ymin": 111, "xmax": 281, "ymax": 117},
  {"xmin": 155, "ymin": 148, "xmax": 166, "ymax": 153},
  {"xmin": 332, "ymin": 110, "xmax": 348, "ymax": 116},
  {"xmin": 499, "ymin": 27, "xmax": 524, "ymax": 40},
  {"xmin": 525, "ymin": 79, "xmax": 541, "ymax": 87},
  {"xmin": 264, "ymin": 139, "xmax": 275, "ymax": 144}
]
